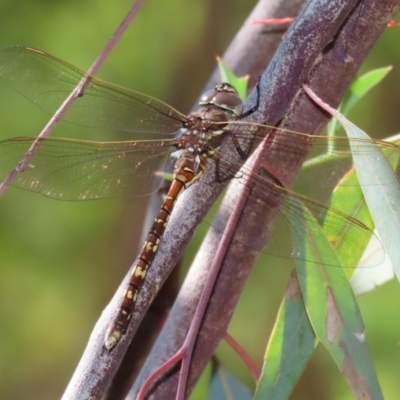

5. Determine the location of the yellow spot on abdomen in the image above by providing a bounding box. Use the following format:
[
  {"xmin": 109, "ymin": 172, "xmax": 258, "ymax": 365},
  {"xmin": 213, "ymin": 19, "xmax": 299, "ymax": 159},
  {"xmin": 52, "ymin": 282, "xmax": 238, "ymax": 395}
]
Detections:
[{"xmin": 134, "ymin": 267, "xmax": 147, "ymax": 279}]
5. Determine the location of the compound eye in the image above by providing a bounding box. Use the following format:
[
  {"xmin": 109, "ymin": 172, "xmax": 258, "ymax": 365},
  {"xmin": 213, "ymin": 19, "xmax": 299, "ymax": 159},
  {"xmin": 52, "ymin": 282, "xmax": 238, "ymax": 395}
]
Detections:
[
  {"xmin": 213, "ymin": 91, "xmax": 243, "ymax": 116},
  {"xmin": 199, "ymin": 83, "xmax": 243, "ymax": 116},
  {"xmin": 199, "ymin": 89, "xmax": 217, "ymax": 105}
]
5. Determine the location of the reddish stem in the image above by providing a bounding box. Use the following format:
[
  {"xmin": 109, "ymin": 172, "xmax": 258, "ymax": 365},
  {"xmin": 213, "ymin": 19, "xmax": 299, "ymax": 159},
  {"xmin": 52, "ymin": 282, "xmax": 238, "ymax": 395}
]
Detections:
[
  {"xmin": 251, "ymin": 17, "xmax": 294, "ymax": 26},
  {"xmin": 302, "ymin": 84, "xmax": 337, "ymax": 116},
  {"xmin": 137, "ymin": 350, "xmax": 185, "ymax": 400},
  {"xmin": 388, "ymin": 19, "xmax": 400, "ymax": 26},
  {"xmin": 224, "ymin": 332, "xmax": 261, "ymax": 382}
]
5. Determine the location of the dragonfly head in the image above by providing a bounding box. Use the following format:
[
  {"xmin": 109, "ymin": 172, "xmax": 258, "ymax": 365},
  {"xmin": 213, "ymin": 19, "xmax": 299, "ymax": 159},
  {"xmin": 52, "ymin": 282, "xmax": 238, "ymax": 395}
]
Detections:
[{"xmin": 199, "ymin": 82, "xmax": 243, "ymax": 116}]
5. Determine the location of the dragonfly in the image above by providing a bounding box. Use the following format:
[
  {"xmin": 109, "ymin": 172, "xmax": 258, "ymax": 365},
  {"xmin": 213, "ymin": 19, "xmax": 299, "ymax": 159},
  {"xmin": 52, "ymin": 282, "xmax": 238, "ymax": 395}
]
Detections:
[{"xmin": 0, "ymin": 46, "xmax": 396, "ymax": 350}]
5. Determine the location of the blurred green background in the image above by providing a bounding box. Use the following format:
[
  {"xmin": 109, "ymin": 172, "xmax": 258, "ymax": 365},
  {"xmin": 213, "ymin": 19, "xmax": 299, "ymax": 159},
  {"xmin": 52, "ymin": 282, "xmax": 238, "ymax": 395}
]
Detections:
[{"xmin": 0, "ymin": 1, "xmax": 399, "ymax": 399}]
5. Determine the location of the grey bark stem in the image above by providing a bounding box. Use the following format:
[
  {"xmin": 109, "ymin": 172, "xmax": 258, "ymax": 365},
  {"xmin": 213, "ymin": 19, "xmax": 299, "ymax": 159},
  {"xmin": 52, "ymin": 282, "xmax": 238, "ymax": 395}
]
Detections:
[
  {"xmin": 64, "ymin": 1, "xmax": 307, "ymax": 399},
  {"xmin": 108, "ymin": 2, "xmax": 310, "ymax": 397}
]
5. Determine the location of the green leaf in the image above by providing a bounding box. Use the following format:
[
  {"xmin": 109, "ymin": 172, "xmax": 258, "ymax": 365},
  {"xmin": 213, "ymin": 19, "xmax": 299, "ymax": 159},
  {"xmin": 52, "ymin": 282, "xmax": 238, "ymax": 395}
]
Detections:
[
  {"xmin": 292, "ymin": 201, "xmax": 384, "ymax": 400},
  {"xmin": 321, "ymin": 169, "xmax": 375, "ymax": 277},
  {"xmin": 325, "ymin": 143, "xmax": 400, "ymax": 293},
  {"xmin": 342, "ymin": 66, "xmax": 392, "ymax": 114},
  {"xmin": 304, "ymin": 84, "xmax": 400, "ymax": 282},
  {"xmin": 331, "ymin": 111, "xmax": 400, "ymax": 281},
  {"xmin": 254, "ymin": 272, "xmax": 317, "ymax": 400},
  {"xmin": 208, "ymin": 365, "xmax": 252, "ymax": 400},
  {"xmin": 217, "ymin": 57, "xmax": 249, "ymax": 101},
  {"xmin": 327, "ymin": 66, "xmax": 392, "ymax": 136}
]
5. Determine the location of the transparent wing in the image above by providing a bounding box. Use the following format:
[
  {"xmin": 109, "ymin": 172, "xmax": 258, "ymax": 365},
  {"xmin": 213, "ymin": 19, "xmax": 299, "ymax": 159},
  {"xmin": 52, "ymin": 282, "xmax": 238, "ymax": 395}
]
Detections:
[
  {"xmin": 208, "ymin": 156, "xmax": 384, "ymax": 269},
  {"xmin": 0, "ymin": 137, "xmax": 176, "ymax": 200},
  {"xmin": 207, "ymin": 124, "xmax": 400, "ymax": 268},
  {"xmin": 0, "ymin": 46, "xmax": 185, "ymax": 135},
  {"xmin": 223, "ymin": 120, "xmax": 400, "ymax": 189}
]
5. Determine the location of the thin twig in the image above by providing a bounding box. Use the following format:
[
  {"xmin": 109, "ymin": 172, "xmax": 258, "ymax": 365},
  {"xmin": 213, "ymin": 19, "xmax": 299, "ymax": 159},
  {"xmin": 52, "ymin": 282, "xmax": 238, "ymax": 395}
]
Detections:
[
  {"xmin": 136, "ymin": 350, "xmax": 185, "ymax": 400},
  {"xmin": 251, "ymin": 17, "xmax": 294, "ymax": 26},
  {"xmin": 224, "ymin": 333, "xmax": 261, "ymax": 382},
  {"xmin": 176, "ymin": 136, "xmax": 271, "ymax": 398},
  {"xmin": 0, "ymin": 0, "xmax": 146, "ymax": 198}
]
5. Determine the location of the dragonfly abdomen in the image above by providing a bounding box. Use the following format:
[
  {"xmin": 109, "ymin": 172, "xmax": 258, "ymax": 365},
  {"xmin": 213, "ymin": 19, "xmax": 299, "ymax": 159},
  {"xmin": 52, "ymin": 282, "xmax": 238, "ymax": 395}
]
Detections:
[{"xmin": 104, "ymin": 153, "xmax": 198, "ymax": 350}]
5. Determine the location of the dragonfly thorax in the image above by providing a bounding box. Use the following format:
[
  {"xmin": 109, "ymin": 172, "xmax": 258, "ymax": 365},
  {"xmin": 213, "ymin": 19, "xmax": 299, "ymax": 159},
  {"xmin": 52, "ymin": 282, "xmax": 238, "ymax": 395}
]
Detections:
[
  {"xmin": 178, "ymin": 108, "xmax": 232, "ymax": 155},
  {"xmin": 177, "ymin": 82, "xmax": 243, "ymax": 155}
]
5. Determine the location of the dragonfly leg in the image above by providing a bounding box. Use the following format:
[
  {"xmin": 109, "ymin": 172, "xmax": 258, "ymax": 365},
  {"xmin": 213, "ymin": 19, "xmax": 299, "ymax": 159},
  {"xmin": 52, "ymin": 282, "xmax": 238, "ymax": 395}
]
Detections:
[
  {"xmin": 214, "ymin": 156, "xmax": 238, "ymax": 183},
  {"xmin": 228, "ymin": 132, "xmax": 248, "ymax": 160},
  {"xmin": 228, "ymin": 76, "xmax": 263, "ymax": 160},
  {"xmin": 236, "ymin": 76, "xmax": 261, "ymax": 119}
]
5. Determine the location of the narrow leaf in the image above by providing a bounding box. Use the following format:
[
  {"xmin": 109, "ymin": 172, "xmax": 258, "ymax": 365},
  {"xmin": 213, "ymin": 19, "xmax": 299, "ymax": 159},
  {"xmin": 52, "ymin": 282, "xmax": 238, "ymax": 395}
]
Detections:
[
  {"xmin": 325, "ymin": 144, "xmax": 400, "ymax": 293},
  {"xmin": 292, "ymin": 201, "xmax": 383, "ymax": 400},
  {"xmin": 208, "ymin": 366, "xmax": 252, "ymax": 400},
  {"xmin": 327, "ymin": 67, "xmax": 392, "ymax": 136},
  {"xmin": 254, "ymin": 271, "xmax": 317, "ymax": 400},
  {"xmin": 342, "ymin": 66, "xmax": 392, "ymax": 115},
  {"xmin": 304, "ymin": 85, "xmax": 400, "ymax": 281}
]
